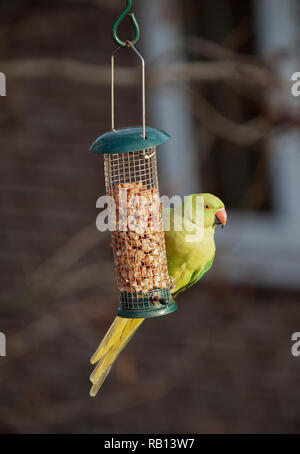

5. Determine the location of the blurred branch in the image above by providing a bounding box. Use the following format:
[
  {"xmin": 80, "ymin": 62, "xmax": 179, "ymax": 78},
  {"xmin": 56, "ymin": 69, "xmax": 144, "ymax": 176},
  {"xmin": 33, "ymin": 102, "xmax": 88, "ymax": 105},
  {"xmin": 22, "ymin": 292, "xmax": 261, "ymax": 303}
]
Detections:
[
  {"xmin": 54, "ymin": 262, "xmax": 114, "ymax": 298},
  {"xmin": 24, "ymin": 224, "xmax": 107, "ymax": 308},
  {"xmin": 0, "ymin": 297, "xmax": 105, "ymax": 367},
  {"xmin": 3, "ymin": 56, "xmax": 296, "ymax": 147},
  {"xmin": 166, "ymin": 60, "xmax": 275, "ymax": 88},
  {"xmin": 28, "ymin": 223, "xmax": 101, "ymax": 289},
  {"xmin": 221, "ymin": 17, "xmax": 252, "ymax": 51},
  {"xmin": 192, "ymin": 91, "xmax": 271, "ymax": 146},
  {"xmin": 185, "ymin": 36, "xmax": 260, "ymax": 62},
  {"xmin": 1, "ymin": 57, "xmax": 277, "ymax": 88},
  {"xmin": 1, "ymin": 58, "xmax": 135, "ymax": 87}
]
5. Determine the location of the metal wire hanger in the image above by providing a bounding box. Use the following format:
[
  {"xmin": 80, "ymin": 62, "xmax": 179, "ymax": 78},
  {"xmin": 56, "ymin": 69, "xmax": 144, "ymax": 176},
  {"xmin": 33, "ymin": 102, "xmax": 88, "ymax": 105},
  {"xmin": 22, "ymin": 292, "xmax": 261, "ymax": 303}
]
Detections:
[{"xmin": 111, "ymin": 1, "xmax": 146, "ymax": 141}]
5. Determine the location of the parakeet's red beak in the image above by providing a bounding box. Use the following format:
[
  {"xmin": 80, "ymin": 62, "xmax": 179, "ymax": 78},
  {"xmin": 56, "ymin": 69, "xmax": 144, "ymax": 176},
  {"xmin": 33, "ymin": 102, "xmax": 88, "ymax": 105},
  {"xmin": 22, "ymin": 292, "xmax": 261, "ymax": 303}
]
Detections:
[{"xmin": 215, "ymin": 208, "xmax": 227, "ymax": 227}]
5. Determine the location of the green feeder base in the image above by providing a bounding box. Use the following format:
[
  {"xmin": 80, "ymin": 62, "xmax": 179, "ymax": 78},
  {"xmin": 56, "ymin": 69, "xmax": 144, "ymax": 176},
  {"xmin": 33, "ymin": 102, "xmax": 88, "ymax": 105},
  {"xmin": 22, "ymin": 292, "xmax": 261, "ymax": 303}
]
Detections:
[
  {"xmin": 118, "ymin": 302, "xmax": 178, "ymax": 319},
  {"xmin": 118, "ymin": 288, "xmax": 178, "ymax": 319}
]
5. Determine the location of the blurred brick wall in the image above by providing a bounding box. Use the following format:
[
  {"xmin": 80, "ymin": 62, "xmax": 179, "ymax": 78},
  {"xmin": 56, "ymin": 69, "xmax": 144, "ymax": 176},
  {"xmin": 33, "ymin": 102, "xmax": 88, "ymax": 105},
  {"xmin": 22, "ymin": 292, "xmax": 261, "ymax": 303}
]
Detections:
[
  {"xmin": 0, "ymin": 1, "xmax": 300, "ymax": 434},
  {"xmin": 0, "ymin": 1, "xmax": 139, "ymax": 299}
]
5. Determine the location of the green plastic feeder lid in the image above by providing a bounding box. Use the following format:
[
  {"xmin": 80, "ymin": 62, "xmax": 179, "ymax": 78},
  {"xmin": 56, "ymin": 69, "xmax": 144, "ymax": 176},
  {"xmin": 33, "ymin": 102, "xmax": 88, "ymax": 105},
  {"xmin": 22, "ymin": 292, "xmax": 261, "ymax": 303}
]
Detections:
[{"xmin": 89, "ymin": 126, "xmax": 170, "ymax": 155}]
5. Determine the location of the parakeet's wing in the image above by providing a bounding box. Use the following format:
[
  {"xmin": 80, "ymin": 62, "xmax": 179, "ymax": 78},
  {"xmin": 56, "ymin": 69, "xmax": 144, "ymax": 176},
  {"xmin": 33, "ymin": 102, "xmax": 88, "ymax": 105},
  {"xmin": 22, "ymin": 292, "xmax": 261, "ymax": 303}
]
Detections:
[{"xmin": 172, "ymin": 255, "xmax": 215, "ymax": 298}]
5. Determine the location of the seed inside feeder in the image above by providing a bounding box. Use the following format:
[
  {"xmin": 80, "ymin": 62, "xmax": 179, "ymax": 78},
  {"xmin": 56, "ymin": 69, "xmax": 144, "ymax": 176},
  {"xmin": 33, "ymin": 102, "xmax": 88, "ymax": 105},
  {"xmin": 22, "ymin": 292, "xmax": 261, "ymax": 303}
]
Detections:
[{"xmin": 109, "ymin": 181, "xmax": 173, "ymax": 296}]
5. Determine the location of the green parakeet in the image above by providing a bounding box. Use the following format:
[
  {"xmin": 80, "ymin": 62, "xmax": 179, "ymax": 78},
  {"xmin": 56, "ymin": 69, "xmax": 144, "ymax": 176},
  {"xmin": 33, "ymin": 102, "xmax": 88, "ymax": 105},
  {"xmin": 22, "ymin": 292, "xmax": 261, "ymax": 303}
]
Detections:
[{"xmin": 89, "ymin": 193, "xmax": 227, "ymax": 396}]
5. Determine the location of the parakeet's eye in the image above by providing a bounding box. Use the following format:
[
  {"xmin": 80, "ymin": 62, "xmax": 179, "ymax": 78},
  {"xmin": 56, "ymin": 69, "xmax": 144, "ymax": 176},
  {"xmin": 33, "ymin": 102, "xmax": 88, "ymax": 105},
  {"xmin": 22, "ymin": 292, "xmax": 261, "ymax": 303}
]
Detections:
[{"xmin": 205, "ymin": 204, "xmax": 210, "ymax": 209}]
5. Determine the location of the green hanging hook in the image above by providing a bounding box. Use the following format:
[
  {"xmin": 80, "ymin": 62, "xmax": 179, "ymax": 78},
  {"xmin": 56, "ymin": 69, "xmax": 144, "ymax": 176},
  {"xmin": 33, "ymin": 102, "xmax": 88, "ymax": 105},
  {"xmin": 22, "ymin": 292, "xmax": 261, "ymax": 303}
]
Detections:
[{"xmin": 112, "ymin": 0, "xmax": 140, "ymax": 48}]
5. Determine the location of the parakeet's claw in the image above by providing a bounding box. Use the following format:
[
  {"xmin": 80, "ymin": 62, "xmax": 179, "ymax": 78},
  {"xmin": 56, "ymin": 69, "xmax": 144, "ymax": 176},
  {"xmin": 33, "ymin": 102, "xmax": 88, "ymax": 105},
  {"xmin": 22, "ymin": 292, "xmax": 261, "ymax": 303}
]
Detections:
[{"xmin": 159, "ymin": 298, "xmax": 169, "ymax": 305}]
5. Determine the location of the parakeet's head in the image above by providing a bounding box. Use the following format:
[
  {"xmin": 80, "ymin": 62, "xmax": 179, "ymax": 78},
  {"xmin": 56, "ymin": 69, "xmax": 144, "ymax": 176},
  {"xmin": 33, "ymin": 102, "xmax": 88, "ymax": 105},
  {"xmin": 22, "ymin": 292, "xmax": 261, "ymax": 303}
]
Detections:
[{"xmin": 187, "ymin": 193, "xmax": 227, "ymax": 229}]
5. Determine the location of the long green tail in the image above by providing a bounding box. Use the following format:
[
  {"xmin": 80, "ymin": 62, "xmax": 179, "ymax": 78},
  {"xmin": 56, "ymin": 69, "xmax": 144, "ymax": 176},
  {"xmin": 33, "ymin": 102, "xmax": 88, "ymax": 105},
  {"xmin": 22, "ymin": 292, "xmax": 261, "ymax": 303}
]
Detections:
[{"xmin": 89, "ymin": 316, "xmax": 144, "ymax": 397}]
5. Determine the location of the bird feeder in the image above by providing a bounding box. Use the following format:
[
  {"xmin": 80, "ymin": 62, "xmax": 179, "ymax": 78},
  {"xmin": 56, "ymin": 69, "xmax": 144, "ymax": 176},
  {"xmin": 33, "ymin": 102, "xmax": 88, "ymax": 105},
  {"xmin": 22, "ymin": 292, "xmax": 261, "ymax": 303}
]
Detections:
[{"xmin": 89, "ymin": 28, "xmax": 177, "ymax": 319}]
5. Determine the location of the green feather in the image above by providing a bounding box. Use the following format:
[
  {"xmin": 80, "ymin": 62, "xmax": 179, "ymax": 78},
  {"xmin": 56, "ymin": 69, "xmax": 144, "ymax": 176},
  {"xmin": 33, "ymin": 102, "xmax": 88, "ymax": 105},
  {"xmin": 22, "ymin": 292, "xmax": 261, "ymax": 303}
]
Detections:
[{"xmin": 172, "ymin": 255, "xmax": 214, "ymax": 298}]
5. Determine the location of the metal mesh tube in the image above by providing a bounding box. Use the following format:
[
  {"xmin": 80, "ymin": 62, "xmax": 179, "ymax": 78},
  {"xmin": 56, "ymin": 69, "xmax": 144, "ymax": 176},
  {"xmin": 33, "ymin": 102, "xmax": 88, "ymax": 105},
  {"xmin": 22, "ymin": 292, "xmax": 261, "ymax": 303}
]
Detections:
[{"xmin": 104, "ymin": 147, "xmax": 173, "ymax": 306}]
